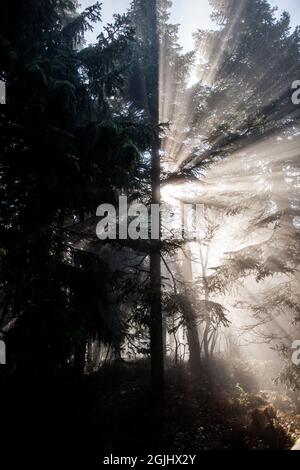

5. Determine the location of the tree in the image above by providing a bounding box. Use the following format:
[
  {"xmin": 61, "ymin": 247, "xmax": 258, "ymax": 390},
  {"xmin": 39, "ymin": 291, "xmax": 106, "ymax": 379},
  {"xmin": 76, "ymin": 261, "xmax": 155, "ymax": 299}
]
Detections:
[
  {"xmin": 176, "ymin": 0, "xmax": 300, "ymax": 387},
  {"xmin": 127, "ymin": 0, "xmax": 165, "ymax": 398},
  {"xmin": 0, "ymin": 0, "xmax": 152, "ymax": 376},
  {"xmin": 156, "ymin": 0, "xmax": 300, "ymax": 380}
]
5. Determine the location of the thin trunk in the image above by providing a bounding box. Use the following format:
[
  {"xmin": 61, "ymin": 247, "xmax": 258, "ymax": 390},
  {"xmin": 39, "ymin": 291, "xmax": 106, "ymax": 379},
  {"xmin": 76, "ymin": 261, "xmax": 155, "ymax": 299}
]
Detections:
[
  {"xmin": 199, "ymin": 230, "xmax": 211, "ymax": 363},
  {"xmin": 162, "ymin": 312, "xmax": 167, "ymax": 361},
  {"xmin": 180, "ymin": 202, "xmax": 202, "ymax": 373},
  {"xmin": 203, "ymin": 322, "xmax": 210, "ymax": 360},
  {"xmin": 173, "ymin": 331, "xmax": 179, "ymax": 365},
  {"xmin": 185, "ymin": 308, "xmax": 202, "ymax": 373},
  {"xmin": 181, "ymin": 243, "xmax": 202, "ymax": 374},
  {"xmin": 210, "ymin": 329, "xmax": 218, "ymax": 357}
]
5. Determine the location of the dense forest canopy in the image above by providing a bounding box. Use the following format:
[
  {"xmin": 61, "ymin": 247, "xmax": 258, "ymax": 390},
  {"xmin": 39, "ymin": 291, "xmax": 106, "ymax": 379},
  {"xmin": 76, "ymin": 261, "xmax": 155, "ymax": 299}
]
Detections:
[{"xmin": 1, "ymin": 0, "xmax": 300, "ymax": 458}]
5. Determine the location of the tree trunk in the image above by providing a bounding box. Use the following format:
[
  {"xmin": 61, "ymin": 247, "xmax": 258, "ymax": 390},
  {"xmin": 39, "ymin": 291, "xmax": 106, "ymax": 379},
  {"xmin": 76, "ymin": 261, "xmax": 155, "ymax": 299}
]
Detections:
[
  {"xmin": 185, "ymin": 308, "xmax": 202, "ymax": 373},
  {"xmin": 203, "ymin": 323, "xmax": 210, "ymax": 360},
  {"xmin": 150, "ymin": 136, "xmax": 164, "ymax": 399},
  {"xmin": 181, "ymin": 240, "xmax": 202, "ymax": 374},
  {"xmin": 149, "ymin": 0, "xmax": 164, "ymax": 401}
]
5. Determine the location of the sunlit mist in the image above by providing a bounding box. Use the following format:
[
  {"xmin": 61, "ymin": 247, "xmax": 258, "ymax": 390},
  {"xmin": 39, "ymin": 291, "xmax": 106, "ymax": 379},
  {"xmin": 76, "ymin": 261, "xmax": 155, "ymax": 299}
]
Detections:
[{"xmin": 159, "ymin": 0, "xmax": 300, "ymax": 367}]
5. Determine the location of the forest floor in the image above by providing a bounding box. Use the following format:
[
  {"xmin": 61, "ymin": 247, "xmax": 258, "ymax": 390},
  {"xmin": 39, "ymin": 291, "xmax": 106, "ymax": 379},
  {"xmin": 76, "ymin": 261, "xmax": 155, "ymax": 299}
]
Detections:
[
  {"xmin": 2, "ymin": 358, "xmax": 300, "ymax": 463},
  {"xmin": 77, "ymin": 359, "xmax": 300, "ymax": 454}
]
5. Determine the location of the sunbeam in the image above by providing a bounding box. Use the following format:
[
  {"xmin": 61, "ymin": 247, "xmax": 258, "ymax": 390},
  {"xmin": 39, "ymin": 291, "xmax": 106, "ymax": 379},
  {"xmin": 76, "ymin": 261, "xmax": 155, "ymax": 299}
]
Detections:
[{"xmin": 2, "ymin": 0, "xmax": 300, "ymax": 458}]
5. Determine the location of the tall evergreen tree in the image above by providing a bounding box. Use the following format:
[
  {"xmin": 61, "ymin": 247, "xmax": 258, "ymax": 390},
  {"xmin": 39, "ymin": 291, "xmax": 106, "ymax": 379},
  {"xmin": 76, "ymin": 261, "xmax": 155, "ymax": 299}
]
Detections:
[{"xmin": 0, "ymin": 0, "xmax": 151, "ymax": 375}]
